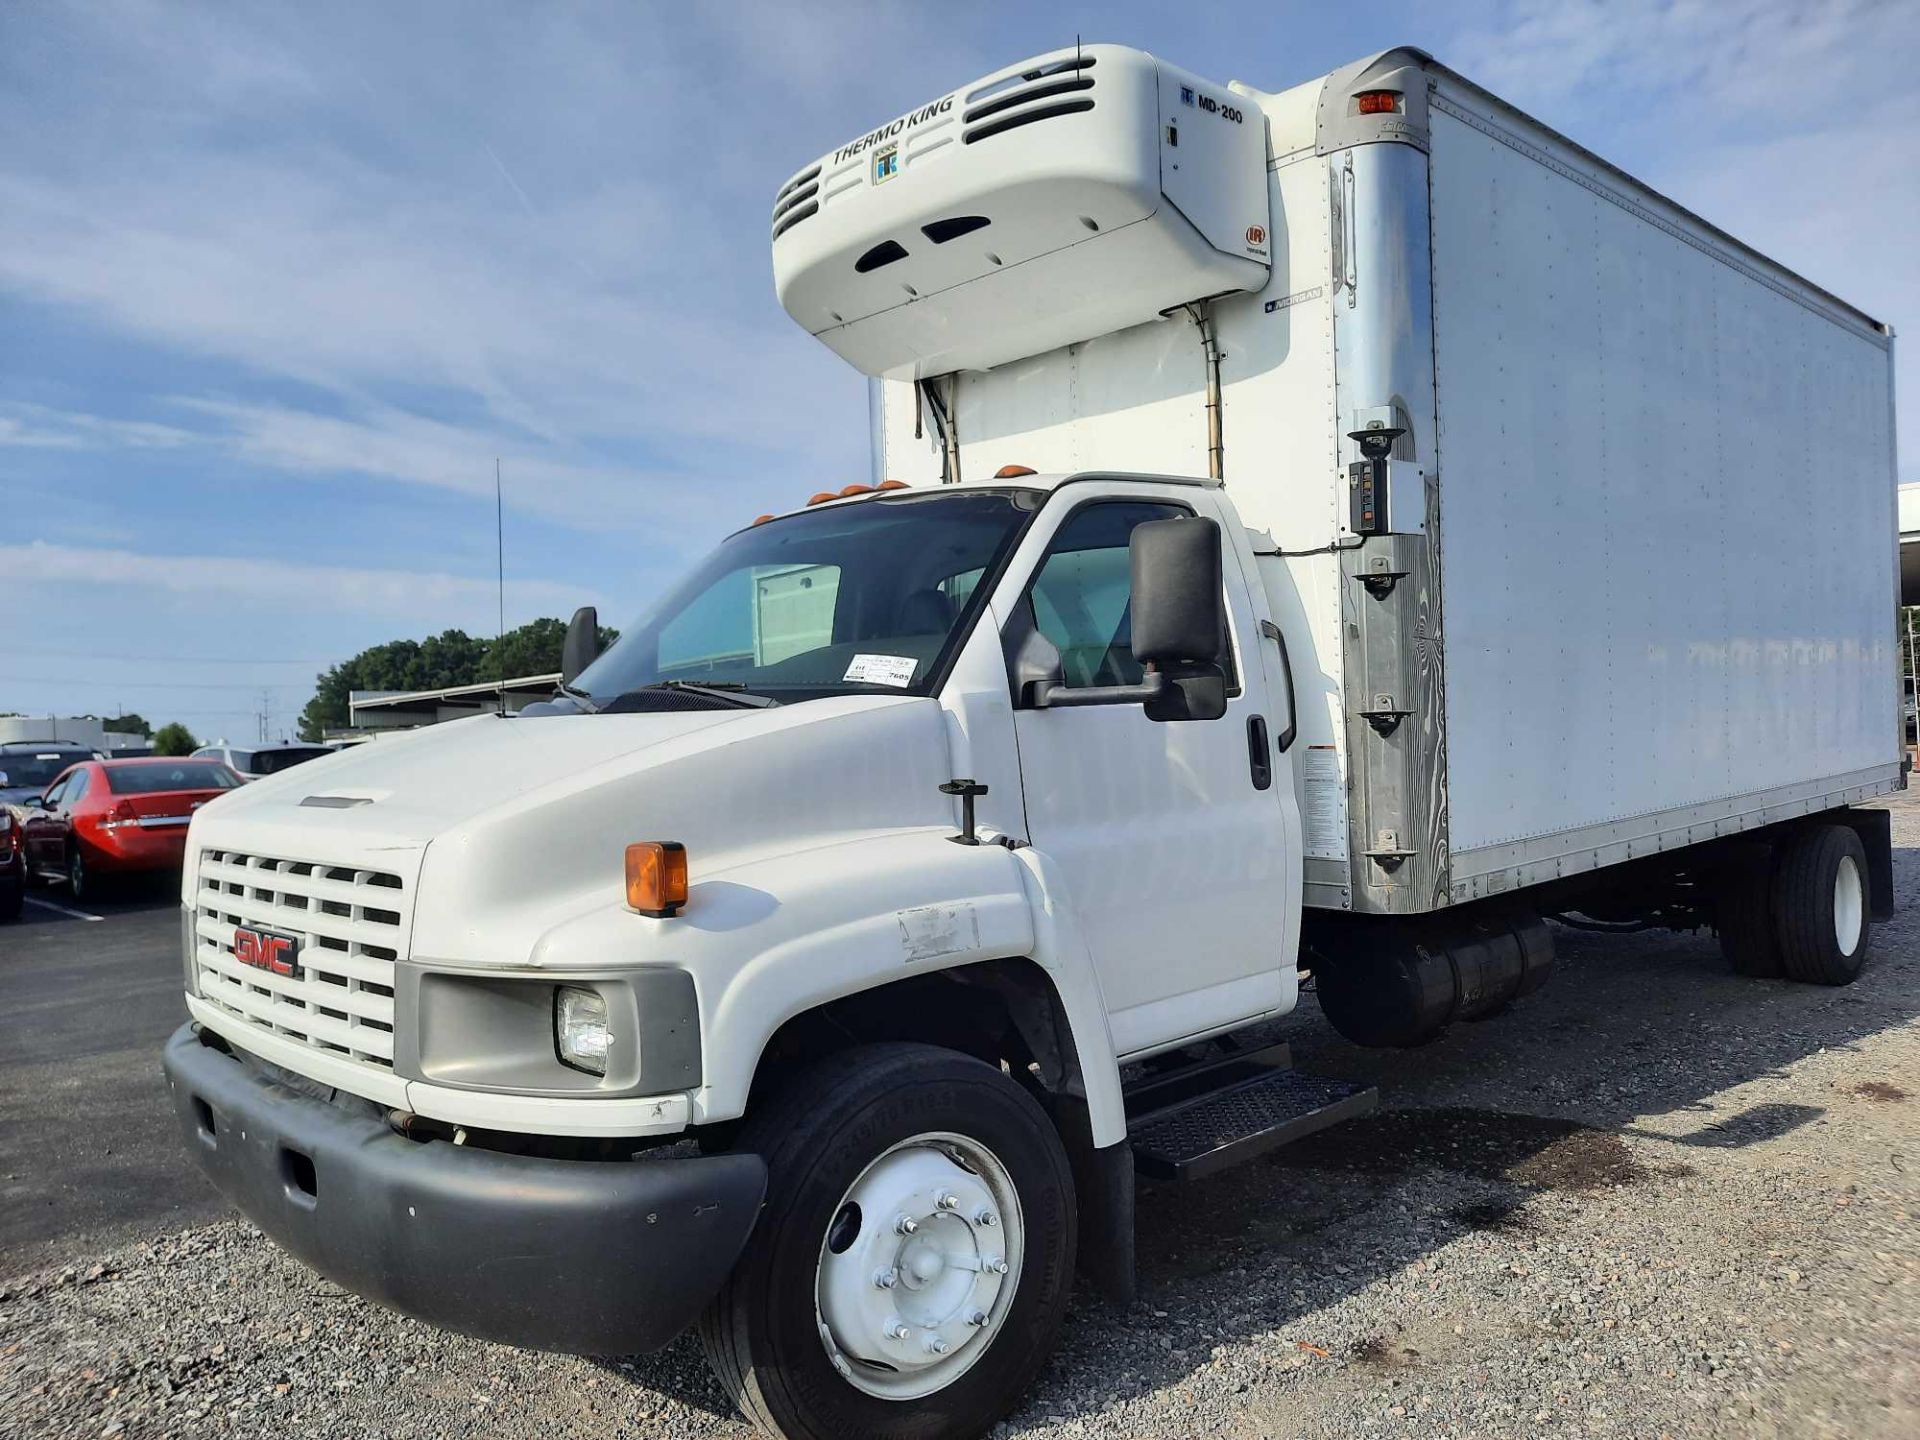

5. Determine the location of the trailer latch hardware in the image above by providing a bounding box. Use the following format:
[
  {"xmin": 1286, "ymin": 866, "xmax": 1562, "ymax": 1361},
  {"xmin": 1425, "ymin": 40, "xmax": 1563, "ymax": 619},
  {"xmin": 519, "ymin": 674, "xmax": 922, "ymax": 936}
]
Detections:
[
  {"xmin": 1364, "ymin": 831, "xmax": 1418, "ymax": 872},
  {"xmin": 940, "ymin": 778, "xmax": 988, "ymax": 845},
  {"xmin": 1358, "ymin": 696, "xmax": 1412, "ymax": 736},
  {"xmin": 1359, "ymin": 554, "xmax": 1408, "ymax": 600}
]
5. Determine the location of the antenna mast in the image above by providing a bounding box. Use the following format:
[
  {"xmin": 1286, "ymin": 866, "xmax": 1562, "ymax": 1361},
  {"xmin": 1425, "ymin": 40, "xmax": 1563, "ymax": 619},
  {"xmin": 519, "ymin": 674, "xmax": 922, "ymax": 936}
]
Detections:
[{"xmin": 496, "ymin": 458, "xmax": 506, "ymax": 712}]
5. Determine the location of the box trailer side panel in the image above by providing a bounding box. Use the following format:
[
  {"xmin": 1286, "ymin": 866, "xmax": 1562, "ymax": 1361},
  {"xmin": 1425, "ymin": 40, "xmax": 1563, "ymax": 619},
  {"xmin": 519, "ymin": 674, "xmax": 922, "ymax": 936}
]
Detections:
[{"xmin": 1425, "ymin": 78, "xmax": 1901, "ymax": 900}]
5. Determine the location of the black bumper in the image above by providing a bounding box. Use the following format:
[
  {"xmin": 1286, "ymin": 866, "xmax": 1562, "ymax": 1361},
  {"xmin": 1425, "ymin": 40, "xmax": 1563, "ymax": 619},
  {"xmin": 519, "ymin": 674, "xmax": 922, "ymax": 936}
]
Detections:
[{"xmin": 163, "ymin": 1023, "xmax": 765, "ymax": 1354}]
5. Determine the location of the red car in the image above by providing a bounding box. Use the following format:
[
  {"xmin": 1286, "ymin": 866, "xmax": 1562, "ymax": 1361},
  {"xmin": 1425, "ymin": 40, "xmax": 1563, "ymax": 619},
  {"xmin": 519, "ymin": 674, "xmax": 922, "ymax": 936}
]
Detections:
[{"xmin": 19, "ymin": 758, "xmax": 242, "ymax": 901}]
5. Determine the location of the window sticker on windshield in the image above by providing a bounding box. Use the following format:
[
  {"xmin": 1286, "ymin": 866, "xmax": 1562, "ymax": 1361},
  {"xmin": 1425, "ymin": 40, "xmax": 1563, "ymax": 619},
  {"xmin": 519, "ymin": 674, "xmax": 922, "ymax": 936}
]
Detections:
[{"xmin": 843, "ymin": 653, "xmax": 917, "ymax": 687}]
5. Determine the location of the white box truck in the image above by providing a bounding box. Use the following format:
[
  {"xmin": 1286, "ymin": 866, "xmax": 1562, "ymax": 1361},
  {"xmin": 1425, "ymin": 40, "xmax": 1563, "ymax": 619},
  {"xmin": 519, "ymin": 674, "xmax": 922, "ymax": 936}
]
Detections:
[{"xmin": 165, "ymin": 44, "xmax": 1900, "ymax": 1440}]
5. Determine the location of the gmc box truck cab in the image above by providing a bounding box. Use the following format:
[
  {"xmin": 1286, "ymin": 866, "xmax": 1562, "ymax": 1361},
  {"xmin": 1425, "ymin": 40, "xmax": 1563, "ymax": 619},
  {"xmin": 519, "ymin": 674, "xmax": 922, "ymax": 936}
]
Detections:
[{"xmin": 165, "ymin": 44, "xmax": 1900, "ymax": 1440}]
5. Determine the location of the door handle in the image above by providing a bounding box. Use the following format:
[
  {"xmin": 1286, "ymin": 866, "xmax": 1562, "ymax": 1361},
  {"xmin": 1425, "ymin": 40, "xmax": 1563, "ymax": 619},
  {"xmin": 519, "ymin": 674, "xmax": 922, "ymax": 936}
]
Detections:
[
  {"xmin": 1247, "ymin": 715, "xmax": 1272, "ymax": 790},
  {"xmin": 1259, "ymin": 619, "xmax": 1298, "ymax": 752}
]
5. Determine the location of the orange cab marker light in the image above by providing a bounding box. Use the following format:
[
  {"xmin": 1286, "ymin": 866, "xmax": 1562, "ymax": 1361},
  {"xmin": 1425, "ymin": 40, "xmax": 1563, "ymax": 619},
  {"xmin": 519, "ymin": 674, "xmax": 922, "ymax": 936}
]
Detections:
[
  {"xmin": 1356, "ymin": 90, "xmax": 1400, "ymax": 115},
  {"xmin": 807, "ymin": 491, "xmax": 838, "ymax": 505},
  {"xmin": 626, "ymin": 841, "xmax": 688, "ymax": 918},
  {"xmin": 751, "ymin": 513, "xmax": 775, "ymax": 525},
  {"xmin": 995, "ymin": 464, "xmax": 1037, "ymax": 478},
  {"xmin": 839, "ymin": 483, "xmax": 875, "ymax": 497},
  {"xmin": 876, "ymin": 479, "xmax": 910, "ymax": 490}
]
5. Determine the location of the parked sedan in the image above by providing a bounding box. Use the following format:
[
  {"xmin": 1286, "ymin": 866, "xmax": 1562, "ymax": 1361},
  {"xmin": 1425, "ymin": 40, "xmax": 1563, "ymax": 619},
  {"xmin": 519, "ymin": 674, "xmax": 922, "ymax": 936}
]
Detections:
[
  {"xmin": 189, "ymin": 741, "xmax": 334, "ymax": 782},
  {"xmin": 19, "ymin": 758, "xmax": 242, "ymax": 900},
  {"xmin": 0, "ymin": 808, "xmax": 22, "ymax": 921}
]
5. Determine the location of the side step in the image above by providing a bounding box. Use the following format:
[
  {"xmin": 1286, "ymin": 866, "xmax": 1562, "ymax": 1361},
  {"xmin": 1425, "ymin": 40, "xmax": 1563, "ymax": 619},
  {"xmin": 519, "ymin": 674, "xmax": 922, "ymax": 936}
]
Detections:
[{"xmin": 1127, "ymin": 1049, "xmax": 1377, "ymax": 1183}]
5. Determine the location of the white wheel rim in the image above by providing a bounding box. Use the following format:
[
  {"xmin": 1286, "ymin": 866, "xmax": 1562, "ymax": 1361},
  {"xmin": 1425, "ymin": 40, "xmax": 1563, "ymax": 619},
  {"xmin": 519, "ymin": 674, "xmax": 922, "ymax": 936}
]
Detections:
[
  {"xmin": 1833, "ymin": 854, "xmax": 1864, "ymax": 954},
  {"xmin": 814, "ymin": 1130, "xmax": 1024, "ymax": 1400}
]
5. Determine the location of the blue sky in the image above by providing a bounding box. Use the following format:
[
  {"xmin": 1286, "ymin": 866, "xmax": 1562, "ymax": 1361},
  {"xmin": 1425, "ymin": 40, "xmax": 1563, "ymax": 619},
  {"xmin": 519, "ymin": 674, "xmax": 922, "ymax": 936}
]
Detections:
[{"xmin": 3, "ymin": 0, "xmax": 1914, "ymax": 742}]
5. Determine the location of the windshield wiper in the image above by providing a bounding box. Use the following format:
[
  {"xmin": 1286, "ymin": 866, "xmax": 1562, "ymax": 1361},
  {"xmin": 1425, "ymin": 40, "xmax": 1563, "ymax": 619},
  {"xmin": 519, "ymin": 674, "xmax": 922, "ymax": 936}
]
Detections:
[
  {"xmin": 553, "ymin": 680, "xmax": 600, "ymax": 713},
  {"xmin": 624, "ymin": 680, "xmax": 781, "ymax": 709}
]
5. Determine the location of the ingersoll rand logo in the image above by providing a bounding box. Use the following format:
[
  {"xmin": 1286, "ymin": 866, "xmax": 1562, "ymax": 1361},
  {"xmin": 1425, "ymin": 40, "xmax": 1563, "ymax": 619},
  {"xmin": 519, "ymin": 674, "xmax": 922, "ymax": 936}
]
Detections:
[{"xmin": 233, "ymin": 925, "xmax": 300, "ymax": 978}]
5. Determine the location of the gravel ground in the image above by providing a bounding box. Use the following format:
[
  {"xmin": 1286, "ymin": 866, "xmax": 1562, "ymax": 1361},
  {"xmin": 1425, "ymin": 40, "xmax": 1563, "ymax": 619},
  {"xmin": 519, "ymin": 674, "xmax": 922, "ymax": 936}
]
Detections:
[{"xmin": 4, "ymin": 800, "xmax": 1918, "ymax": 1439}]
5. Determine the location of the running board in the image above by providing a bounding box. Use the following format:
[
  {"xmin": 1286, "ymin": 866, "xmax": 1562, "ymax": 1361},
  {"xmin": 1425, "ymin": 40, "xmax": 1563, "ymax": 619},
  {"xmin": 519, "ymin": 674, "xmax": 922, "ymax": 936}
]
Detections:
[{"xmin": 1127, "ymin": 1061, "xmax": 1378, "ymax": 1183}]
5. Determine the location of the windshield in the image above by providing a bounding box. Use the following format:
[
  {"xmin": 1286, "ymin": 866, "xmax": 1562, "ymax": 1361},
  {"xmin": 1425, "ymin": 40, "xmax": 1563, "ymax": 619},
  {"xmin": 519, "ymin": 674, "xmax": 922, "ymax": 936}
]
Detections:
[
  {"xmin": 572, "ymin": 491, "xmax": 1034, "ymax": 706},
  {"xmin": 105, "ymin": 762, "xmax": 241, "ymax": 794},
  {"xmin": 0, "ymin": 751, "xmax": 90, "ymax": 789},
  {"xmin": 251, "ymin": 746, "xmax": 332, "ymax": 775}
]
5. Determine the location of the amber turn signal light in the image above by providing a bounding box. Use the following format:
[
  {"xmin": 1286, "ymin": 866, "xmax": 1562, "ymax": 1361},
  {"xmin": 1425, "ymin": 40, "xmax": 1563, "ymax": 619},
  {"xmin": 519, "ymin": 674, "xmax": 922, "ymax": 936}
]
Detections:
[
  {"xmin": 1356, "ymin": 90, "xmax": 1401, "ymax": 115},
  {"xmin": 625, "ymin": 841, "xmax": 688, "ymax": 917}
]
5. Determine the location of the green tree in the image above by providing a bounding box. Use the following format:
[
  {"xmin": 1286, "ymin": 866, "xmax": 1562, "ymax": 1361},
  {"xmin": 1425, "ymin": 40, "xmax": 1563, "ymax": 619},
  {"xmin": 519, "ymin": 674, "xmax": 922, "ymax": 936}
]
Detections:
[
  {"xmin": 296, "ymin": 618, "xmax": 617, "ymax": 740},
  {"xmin": 103, "ymin": 712, "xmax": 152, "ymax": 737},
  {"xmin": 152, "ymin": 722, "xmax": 199, "ymax": 756}
]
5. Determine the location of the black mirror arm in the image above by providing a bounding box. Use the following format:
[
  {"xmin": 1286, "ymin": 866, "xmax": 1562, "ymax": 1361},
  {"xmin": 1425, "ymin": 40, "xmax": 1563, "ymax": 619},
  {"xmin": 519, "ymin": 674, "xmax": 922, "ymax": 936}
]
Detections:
[
  {"xmin": 1260, "ymin": 619, "xmax": 1298, "ymax": 752},
  {"xmin": 1029, "ymin": 670, "xmax": 1168, "ymax": 709}
]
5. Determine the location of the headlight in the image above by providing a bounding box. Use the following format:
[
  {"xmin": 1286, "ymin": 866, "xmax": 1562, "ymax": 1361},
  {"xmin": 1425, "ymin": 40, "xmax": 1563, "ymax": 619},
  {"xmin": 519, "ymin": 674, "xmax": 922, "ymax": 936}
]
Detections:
[{"xmin": 554, "ymin": 986, "xmax": 610, "ymax": 1075}]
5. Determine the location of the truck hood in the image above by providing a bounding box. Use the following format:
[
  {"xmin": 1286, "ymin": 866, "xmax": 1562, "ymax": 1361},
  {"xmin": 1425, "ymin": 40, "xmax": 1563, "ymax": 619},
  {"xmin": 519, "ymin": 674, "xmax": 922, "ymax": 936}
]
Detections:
[
  {"xmin": 186, "ymin": 697, "xmax": 957, "ymax": 966},
  {"xmin": 196, "ymin": 709, "xmax": 752, "ymax": 847}
]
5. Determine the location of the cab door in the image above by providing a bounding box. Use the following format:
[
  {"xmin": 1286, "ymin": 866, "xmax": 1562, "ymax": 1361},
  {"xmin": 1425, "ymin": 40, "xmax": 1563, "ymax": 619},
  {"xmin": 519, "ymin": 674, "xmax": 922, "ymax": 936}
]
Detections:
[{"xmin": 1000, "ymin": 485, "xmax": 1295, "ymax": 1057}]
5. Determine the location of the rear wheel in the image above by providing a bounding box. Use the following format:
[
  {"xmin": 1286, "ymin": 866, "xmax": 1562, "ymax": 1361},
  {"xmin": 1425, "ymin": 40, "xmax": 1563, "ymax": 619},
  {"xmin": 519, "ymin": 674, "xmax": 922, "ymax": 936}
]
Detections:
[
  {"xmin": 699, "ymin": 1043, "xmax": 1076, "ymax": 1440},
  {"xmin": 66, "ymin": 843, "xmax": 90, "ymax": 903},
  {"xmin": 1772, "ymin": 823, "xmax": 1871, "ymax": 986}
]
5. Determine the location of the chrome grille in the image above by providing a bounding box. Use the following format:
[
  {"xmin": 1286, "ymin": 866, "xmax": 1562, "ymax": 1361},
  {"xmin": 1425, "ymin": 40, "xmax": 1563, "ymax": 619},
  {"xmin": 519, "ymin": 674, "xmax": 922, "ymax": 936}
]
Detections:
[{"xmin": 193, "ymin": 848, "xmax": 405, "ymax": 1071}]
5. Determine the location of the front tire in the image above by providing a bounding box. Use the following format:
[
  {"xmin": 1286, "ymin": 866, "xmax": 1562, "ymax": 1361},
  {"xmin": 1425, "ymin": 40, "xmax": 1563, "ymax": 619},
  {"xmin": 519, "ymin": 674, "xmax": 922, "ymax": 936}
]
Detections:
[
  {"xmin": 699, "ymin": 1043, "xmax": 1076, "ymax": 1440},
  {"xmin": 1772, "ymin": 823, "xmax": 1872, "ymax": 986}
]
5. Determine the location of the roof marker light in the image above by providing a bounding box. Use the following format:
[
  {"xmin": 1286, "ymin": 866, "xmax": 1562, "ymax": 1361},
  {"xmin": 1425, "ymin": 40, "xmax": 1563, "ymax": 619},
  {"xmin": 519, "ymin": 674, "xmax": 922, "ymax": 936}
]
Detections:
[
  {"xmin": 807, "ymin": 491, "xmax": 838, "ymax": 505},
  {"xmin": 839, "ymin": 483, "xmax": 875, "ymax": 497},
  {"xmin": 877, "ymin": 479, "xmax": 909, "ymax": 491},
  {"xmin": 995, "ymin": 464, "xmax": 1038, "ymax": 478},
  {"xmin": 751, "ymin": 514, "xmax": 775, "ymax": 525}
]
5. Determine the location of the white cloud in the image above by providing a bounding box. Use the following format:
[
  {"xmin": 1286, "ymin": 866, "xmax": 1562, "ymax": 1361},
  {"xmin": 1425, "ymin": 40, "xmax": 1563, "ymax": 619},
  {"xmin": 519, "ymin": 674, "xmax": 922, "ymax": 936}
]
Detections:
[
  {"xmin": 0, "ymin": 403, "xmax": 196, "ymax": 451},
  {"xmin": 1, "ymin": 539, "xmax": 594, "ymax": 623}
]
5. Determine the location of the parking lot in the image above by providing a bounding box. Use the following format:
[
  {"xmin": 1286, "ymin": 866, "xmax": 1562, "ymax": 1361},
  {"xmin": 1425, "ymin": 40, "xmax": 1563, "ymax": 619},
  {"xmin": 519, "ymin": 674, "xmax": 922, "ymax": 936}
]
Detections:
[{"xmin": 3, "ymin": 809, "xmax": 1917, "ymax": 1440}]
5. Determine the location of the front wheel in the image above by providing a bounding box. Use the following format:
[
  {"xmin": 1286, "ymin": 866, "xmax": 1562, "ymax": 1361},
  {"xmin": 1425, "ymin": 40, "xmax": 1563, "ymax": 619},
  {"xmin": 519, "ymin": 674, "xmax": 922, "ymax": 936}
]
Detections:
[{"xmin": 699, "ymin": 1043, "xmax": 1076, "ymax": 1440}]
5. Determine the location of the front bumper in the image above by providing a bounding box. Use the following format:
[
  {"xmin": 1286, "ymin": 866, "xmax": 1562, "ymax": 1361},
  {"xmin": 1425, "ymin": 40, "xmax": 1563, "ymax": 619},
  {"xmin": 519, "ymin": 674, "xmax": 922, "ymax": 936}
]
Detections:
[{"xmin": 163, "ymin": 1023, "xmax": 765, "ymax": 1354}]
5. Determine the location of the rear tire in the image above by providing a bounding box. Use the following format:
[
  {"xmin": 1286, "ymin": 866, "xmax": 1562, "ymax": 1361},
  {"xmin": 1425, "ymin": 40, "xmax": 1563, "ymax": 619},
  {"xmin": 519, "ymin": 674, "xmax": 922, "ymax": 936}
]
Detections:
[
  {"xmin": 698, "ymin": 1042, "xmax": 1076, "ymax": 1440},
  {"xmin": 1772, "ymin": 823, "xmax": 1871, "ymax": 986},
  {"xmin": 66, "ymin": 844, "xmax": 90, "ymax": 903},
  {"xmin": 1716, "ymin": 844, "xmax": 1784, "ymax": 978}
]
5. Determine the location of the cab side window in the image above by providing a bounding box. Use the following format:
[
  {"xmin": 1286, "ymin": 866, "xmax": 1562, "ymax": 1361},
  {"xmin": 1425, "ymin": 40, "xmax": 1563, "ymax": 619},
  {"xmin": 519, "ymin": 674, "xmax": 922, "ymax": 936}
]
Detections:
[{"xmin": 1027, "ymin": 502, "xmax": 1190, "ymax": 689}]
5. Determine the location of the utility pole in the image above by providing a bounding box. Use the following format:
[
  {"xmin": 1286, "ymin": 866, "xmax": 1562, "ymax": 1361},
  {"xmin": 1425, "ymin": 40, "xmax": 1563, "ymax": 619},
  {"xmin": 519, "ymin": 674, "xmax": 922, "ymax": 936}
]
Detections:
[{"xmin": 496, "ymin": 457, "xmax": 507, "ymax": 714}]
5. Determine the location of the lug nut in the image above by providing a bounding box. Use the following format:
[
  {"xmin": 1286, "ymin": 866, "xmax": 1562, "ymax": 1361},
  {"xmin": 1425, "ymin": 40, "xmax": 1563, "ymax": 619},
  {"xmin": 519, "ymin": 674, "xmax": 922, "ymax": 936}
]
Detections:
[
  {"xmin": 886, "ymin": 1322, "xmax": 912, "ymax": 1340},
  {"xmin": 975, "ymin": 1208, "xmax": 997, "ymax": 1227},
  {"xmin": 927, "ymin": 1336, "xmax": 950, "ymax": 1355},
  {"xmin": 937, "ymin": 1193, "xmax": 960, "ymax": 1210},
  {"xmin": 874, "ymin": 1269, "xmax": 896, "ymax": 1289},
  {"xmin": 895, "ymin": 1215, "xmax": 918, "ymax": 1235},
  {"xmin": 969, "ymin": 1309, "xmax": 990, "ymax": 1327},
  {"xmin": 987, "ymin": 1257, "xmax": 1008, "ymax": 1274}
]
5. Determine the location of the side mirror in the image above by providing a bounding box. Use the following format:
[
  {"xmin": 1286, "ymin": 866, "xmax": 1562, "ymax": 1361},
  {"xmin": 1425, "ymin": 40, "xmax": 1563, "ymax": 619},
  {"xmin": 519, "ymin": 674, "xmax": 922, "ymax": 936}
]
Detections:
[
  {"xmin": 1132, "ymin": 517, "xmax": 1228, "ymax": 723},
  {"xmin": 1129, "ymin": 517, "xmax": 1224, "ymax": 667},
  {"xmin": 1026, "ymin": 517, "xmax": 1228, "ymax": 720},
  {"xmin": 560, "ymin": 605, "xmax": 601, "ymax": 686}
]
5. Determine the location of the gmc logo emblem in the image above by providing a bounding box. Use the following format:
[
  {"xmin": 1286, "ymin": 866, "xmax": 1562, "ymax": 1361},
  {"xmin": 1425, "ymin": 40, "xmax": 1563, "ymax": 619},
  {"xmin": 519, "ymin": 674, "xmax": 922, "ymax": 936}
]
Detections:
[{"xmin": 233, "ymin": 925, "xmax": 300, "ymax": 979}]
